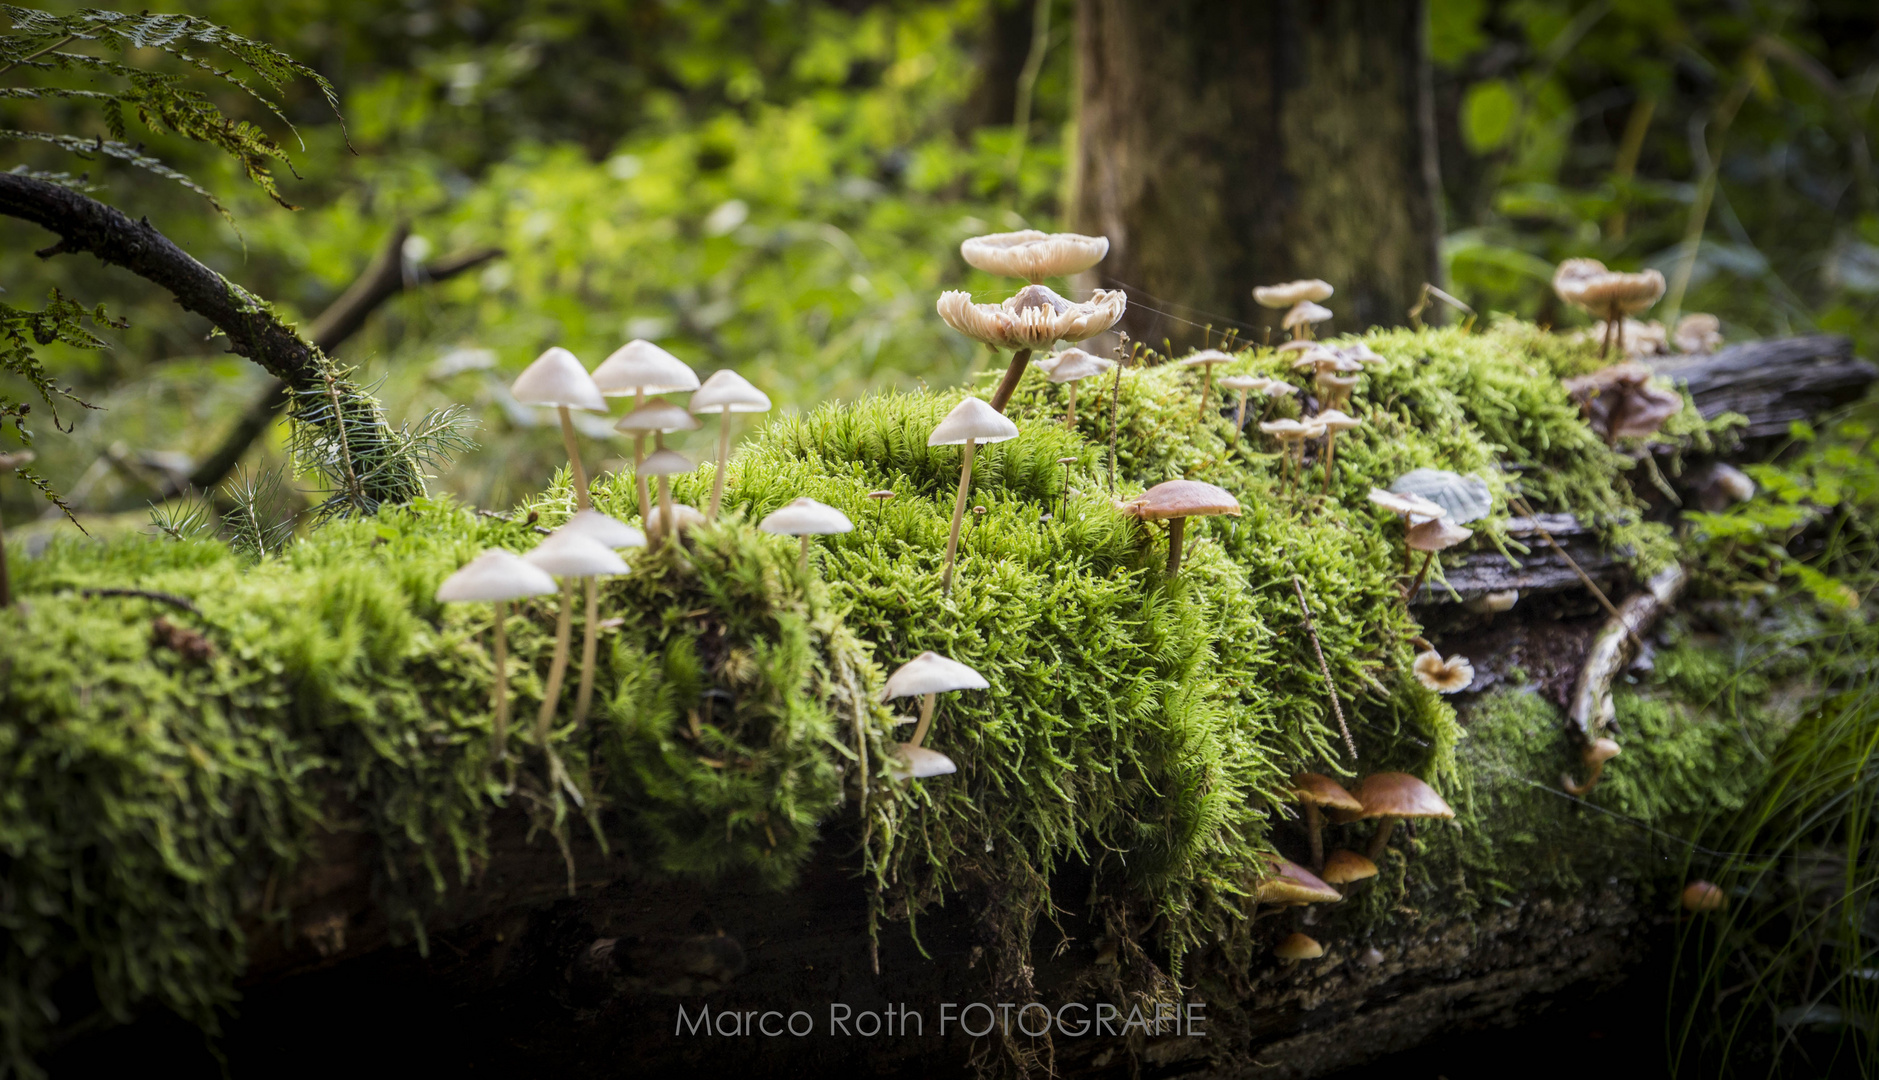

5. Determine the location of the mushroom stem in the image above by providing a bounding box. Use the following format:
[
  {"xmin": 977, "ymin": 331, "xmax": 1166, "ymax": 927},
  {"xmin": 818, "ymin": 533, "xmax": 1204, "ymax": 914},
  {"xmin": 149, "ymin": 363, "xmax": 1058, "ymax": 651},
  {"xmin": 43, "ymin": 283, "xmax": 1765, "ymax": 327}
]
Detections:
[
  {"xmin": 1366, "ymin": 816, "xmax": 1399, "ymax": 860},
  {"xmin": 657, "ymin": 476, "xmax": 674, "ymax": 542},
  {"xmin": 941, "ymin": 438, "xmax": 978, "ymax": 594},
  {"xmin": 1107, "ymin": 359, "xmax": 1123, "ymax": 493},
  {"xmin": 491, "ymin": 599, "xmax": 511, "ymax": 768},
  {"xmin": 1563, "ymin": 758, "xmax": 1608, "ymax": 796},
  {"xmin": 1166, "ymin": 516, "xmax": 1188, "ymax": 577},
  {"xmin": 798, "ymin": 534, "xmax": 811, "ymax": 571},
  {"xmin": 709, "ymin": 404, "xmax": 732, "ymax": 520},
  {"xmin": 573, "ymin": 576, "xmax": 600, "ymax": 728},
  {"xmin": 632, "ymin": 391, "xmax": 652, "ymax": 527},
  {"xmin": 1615, "ymin": 307, "xmax": 1627, "ymax": 356},
  {"xmin": 986, "ymin": 348, "xmax": 1036, "ymax": 414},
  {"xmin": 538, "ymin": 579, "xmax": 575, "ymax": 734},
  {"xmin": 909, "ymin": 692, "xmax": 937, "ymax": 748},
  {"xmin": 1198, "ymin": 368, "xmax": 1213, "ymax": 420},
  {"xmin": 1306, "ymin": 802, "xmax": 1325, "ymax": 871},
  {"xmin": 1405, "ymin": 550, "xmax": 1436, "ymax": 600},
  {"xmin": 1323, "ymin": 431, "xmax": 1337, "ymax": 489},
  {"xmin": 1234, "ymin": 392, "xmax": 1249, "ymax": 439},
  {"xmin": 557, "ymin": 405, "xmax": 591, "ymax": 511},
  {"xmin": 1065, "ymin": 382, "xmax": 1077, "ymax": 430}
]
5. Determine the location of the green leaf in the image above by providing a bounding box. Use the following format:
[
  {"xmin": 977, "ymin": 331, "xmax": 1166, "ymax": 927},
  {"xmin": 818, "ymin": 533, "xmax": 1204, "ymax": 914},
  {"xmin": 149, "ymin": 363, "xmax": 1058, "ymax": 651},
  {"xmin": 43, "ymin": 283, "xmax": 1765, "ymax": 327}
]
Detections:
[{"xmin": 1462, "ymin": 79, "xmax": 1518, "ymax": 153}]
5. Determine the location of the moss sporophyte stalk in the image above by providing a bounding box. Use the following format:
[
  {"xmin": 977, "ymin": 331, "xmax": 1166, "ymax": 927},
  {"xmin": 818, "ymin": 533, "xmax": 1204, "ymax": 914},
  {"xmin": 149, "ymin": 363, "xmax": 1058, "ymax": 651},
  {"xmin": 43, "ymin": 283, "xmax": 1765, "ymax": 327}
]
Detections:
[{"xmin": 0, "ymin": 318, "xmax": 1806, "ymax": 1072}]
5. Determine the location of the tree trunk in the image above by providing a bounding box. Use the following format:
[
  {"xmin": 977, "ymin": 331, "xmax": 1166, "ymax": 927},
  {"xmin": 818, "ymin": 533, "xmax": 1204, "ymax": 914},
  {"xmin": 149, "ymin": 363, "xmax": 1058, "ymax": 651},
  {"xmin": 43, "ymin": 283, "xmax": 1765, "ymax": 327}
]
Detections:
[{"xmin": 1072, "ymin": 0, "xmax": 1442, "ymax": 349}]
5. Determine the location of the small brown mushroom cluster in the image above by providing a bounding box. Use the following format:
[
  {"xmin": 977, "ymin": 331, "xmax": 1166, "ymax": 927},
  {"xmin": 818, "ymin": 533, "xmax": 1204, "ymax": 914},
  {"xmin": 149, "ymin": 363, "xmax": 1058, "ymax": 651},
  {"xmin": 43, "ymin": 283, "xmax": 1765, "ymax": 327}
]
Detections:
[
  {"xmin": 1551, "ymin": 258, "xmax": 1666, "ymax": 358},
  {"xmin": 1562, "ymin": 361, "xmax": 1685, "ymax": 445}
]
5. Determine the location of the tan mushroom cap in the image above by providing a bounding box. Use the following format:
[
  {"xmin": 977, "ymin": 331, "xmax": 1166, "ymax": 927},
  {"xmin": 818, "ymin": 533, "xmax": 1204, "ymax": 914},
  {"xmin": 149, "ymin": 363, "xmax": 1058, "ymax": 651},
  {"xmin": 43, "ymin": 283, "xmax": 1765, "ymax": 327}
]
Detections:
[
  {"xmin": 1563, "ymin": 361, "xmax": 1685, "ymax": 440},
  {"xmin": 1579, "ymin": 268, "xmax": 1666, "ymax": 314},
  {"xmin": 1413, "ymin": 650, "xmax": 1475, "ymax": 694},
  {"xmin": 1320, "ymin": 849, "xmax": 1379, "ymax": 885},
  {"xmin": 1283, "ymin": 301, "xmax": 1333, "ymax": 330},
  {"xmin": 1293, "ymin": 772, "xmax": 1362, "ymax": 811},
  {"xmin": 1674, "ymin": 313, "xmax": 1722, "ymax": 354},
  {"xmin": 1275, "ymin": 339, "xmax": 1318, "ymax": 356},
  {"xmin": 1261, "ymin": 380, "xmax": 1299, "ymax": 398},
  {"xmin": 1274, "ymin": 932, "xmax": 1325, "ymax": 961},
  {"xmin": 1123, "ymin": 479, "xmax": 1241, "ymax": 523},
  {"xmin": 1219, "ymin": 374, "xmax": 1269, "ymax": 393},
  {"xmin": 1406, "ymin": 517, "xmax": 1473, "ymax": 552},
  {"xmin": 591, "ymin": 339, "xmax": 700, "ymax": 397},
  {"xmin": 936, "ymin": 285, "xmax": 1128, "ymax": 351},
  {"xmin": 1179, "ymin": 349, "xmax": 1235, "ymax": 369},
  {"xmin": 1681, "ymin": 880, "xmax": 1726, "ymax": 912},
  {"xmin": 758, "ymin": 497, "xmax": 853, "ymax": 537},
  {"xmin": 1340, "ymin": 342, "xmax": 1385, "ymax": 365},
  {"xmin": 1254, "ymin": 279, "xmax": 1335, "ymax": 308},
  {"xmin": 615, "ymin": 400, "xmax": 701, "ymax": 435},
  {"xmin": 1353, "ymin": 772, "xmax": 1455, "ymax": 821},
  {"xmin": 689, "ymin": 369, "xmax": 771, "ymax": 413},
  {"xmin": 960, "ymin": 230, "xmax": 1109, "ymax": 281},
  {"xmin": 1584, "ymin": 737, "xmax": 1622, "ymax": 766},
  {"xmin": 1314, "ymin": 409, "xmax": 1363, "ymax": 434},
  {"xmin": 928, "ymin": 396, "xmax": 1020, "ymax": 446},
  {"xmin": 1289, "ymin": 345, "xmax": 1346, "ymax": 372},
  {"xmin": 1044, "ymin": 348, "xmax": 1116, "ymax": 384},
  {"xmin": 1368, "ymin": 488, "xmax": 1448, "ymax": 521},
  {"xmin": 1260, "ymin": 418, "xmax": 1315, "ymax": 440},
  {"xmin": 638, "ymin": 448, "xmax": 695, "ymax": 476},
  {"xmin": 1551, "ymin": 257, "xmax": 1609, "ymax": 308},
  {"xmin": 1256, "ymin": 859, "xmax": 1342, "ymax": 905}
]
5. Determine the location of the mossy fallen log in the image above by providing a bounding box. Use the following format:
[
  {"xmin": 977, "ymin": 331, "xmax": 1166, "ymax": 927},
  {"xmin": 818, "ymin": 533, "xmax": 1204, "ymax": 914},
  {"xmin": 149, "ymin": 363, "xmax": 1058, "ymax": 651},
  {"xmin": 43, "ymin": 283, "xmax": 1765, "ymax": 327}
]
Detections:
[{"xmin": 0, "ymin": 323, "xmax": 1841, "ymax": 1076}]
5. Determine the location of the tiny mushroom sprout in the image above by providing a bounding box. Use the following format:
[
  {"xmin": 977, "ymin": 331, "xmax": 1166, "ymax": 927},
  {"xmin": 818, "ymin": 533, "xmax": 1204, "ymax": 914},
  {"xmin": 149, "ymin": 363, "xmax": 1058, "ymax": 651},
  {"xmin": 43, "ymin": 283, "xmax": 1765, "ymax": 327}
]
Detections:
[
  {"xmin": 1122, "ymin": 479, "xmax": 1241, "ymax": 577},
  {"xmin": 591, "ymin": 339, "xmax": 700, "ymax": 524},
  {"xmin": 1682, "ymin": 881, "xmax": 1726, "ymax": 913},
  {"xmin": 1274, "ymin": 933, "xmax": 1325, "ymax": 962},
  {"xmin": 759, "ymin": 497, "xmax": 854, "ymax": 570},
  {"xmin": 1313, "ymin": 408, "xmax": 1363, "ymax": 488},
  {"xmin": 1355, "ymin": 772, "xmax": 1456, "ymax": 861},
  {"xmin": 928, "ymin": 397, "xmax": 1020, "ymax": 594},
  {"xmin": 1403, "ymin": 516, "xmax": 1474, "ymax": 599},
  {"xmin": 436, "ymin": 550, "xmax": 558, "ymax": 772},
  {"xmin": 960, "ymin": 230, "xmax": 1110, "ymax": 284},
  {"xmin": 1256, "ymin": 858, "xmax": 1342, "ymax": 906},
  {"xmin": 1282, "ymin": 300, "xmax": 1333, "ymax": 342},
  {"xmin": 636, "ymin": 448, "xmax": 696, "ymax": 542},
  {"xmin": 880, "ymin": 650, "xmax": 989, "ymax": 750},
  {"xmin": 1320, "ymin": 850, "xmax": 1379, "ymax": 891},
  {"xmin": 689, "ymin": 369, "xmax": 772, "ymax": 520},
  {"xmin": 1563, "ymin": 736, "xmax": 1622, "ymax": 796},
  {"xmin": 1178, "ymin": 349, "xmax": 1236, "ymax": 419},
  {"xmin": 616, "ymin": 399, "xmax": 700, "ymax": 524},
  {"xmin": 1043, "ymin": 347, "xmax": 1115, "ymax": 429},
  {"xmin": 936, "ymin": 284, "xmax": 1127, "ymax": 414},
  {"xmin": 510, "ymin": 346, "xmax": 607, "ymax": 510},
  {"xmin": 1260, "ymin": 419, "xmax": 1319, "ymax": 493},
  {"xmin": 1292, "ymin": 772, "xmax": 1363, "ymax": 871},
  {"xmin": 524, "ymin": 531, "xmax": 629, "ymax": 800},
  {"xmin": 1218, "ymin": 374, "xmax": 1268, "ymax": 436},
  {"xmin": 1368, "ymin": 488, "xmax": 1449, "ymax": 571},
  {"xmin": 1465, "ymin": 589, "xmax": 1521, "ymax": 618},
  {"xmin": 1562, "ymin": 361, "xmax": 1684, "ymax": 445},
  {"xmin": 1412, "ymin": 648, "xmax": 1475, "ymax": 694},
  {"xmin": 556, "ymin": 509, "xmax": 647, "ymax": 727},
  {"xmin": 889, "ymin": 744, "xmax": 958, "ymax": 782}
]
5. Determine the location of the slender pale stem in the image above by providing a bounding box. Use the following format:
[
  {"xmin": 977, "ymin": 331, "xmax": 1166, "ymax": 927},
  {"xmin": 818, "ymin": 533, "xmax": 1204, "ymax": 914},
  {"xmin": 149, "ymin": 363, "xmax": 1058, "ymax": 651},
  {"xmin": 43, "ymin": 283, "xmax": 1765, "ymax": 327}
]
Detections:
[
  {"xmin": 798, "ymin": 534, "xmax": 811, "ymax": 571},
  {"xmin": 0, "ymin": 516, "xmax": 9, "ymax": 608},
  {"xmin": 710, "ymin": 405, "xmax": 733, "ymax": 520},
  {"xmin": 657, "ymin": 476, "xmax": 674, "ymax": 542},
  {"xmin": 987, "ymin": 348, "xmax": 1035, "ymax": 414},
  {"xmin": 941, "ymin": 439, "xmax": 977, "ymax": 594},
  {"xmin": 1305, "ymin": 803, "xmax": 1324, "ymax": 871},
  {"xmin": 1064, "ymin": 383, "xmax": 1077, "ymax": 430},
  {"xmin": 1166, "ymin": 516, "xmax": 1187, "ymax": 577},
  {"xmin": 538, "ymin": 579, "xmax": 574, "ymax": 736},
  {"xmin": 491, "ymin": 600, "xmax": 510, "ymax": 766},
  {"xmin": 632, "ymin": 391, "xmax": 651, "ymax": 526},
  {"xmin": 909, "ymin": 693, "xmax": 937, "ymax": 748},
  {"xmin": 1367, "ymin": 816, "xmax": 1399, "ymax": 860},
  {"xmin": 1198, "ymin": 368, "xmax": 1213, "ymax": 420},
  {"xmin": 557, "ymin": 405, "xmax": 590, "ymax": 511},
  {"xmin": 1323, "ymin": 432, "xmax": 1336, "ymax": 489},
  {"xmin": 573, "ymin": 576, "xmax": 599, "ymax": 728},
  {"xmin": 1234, "ymin": 393, "xmax": 1248, "ymax": 439},
  {"xmin": 1405, "ymin": 550, "xmax": 1436, "ymax": 600}
]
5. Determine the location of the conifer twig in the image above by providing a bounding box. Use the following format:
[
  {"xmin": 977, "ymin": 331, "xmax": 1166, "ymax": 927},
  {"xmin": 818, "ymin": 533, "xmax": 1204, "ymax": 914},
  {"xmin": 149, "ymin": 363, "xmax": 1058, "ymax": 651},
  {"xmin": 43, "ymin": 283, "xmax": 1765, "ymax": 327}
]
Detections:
[{"xmin": 1292, "ymin": 575, "xmax": 1356, "ymax": 761}]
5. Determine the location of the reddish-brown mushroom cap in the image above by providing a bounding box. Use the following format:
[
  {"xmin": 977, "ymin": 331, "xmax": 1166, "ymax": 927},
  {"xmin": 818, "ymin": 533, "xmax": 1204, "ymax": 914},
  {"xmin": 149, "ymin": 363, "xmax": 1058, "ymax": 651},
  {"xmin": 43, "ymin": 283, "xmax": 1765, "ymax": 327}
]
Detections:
[
  {"xmin": 1292, "ymin": 772, "xmax": 1362, "ymax": 812},
  {"xmin": 1274, "ymin": 932, "xmax": 1325, "ymax": 961},
  {"xmin": 1255, "ymin": 858, "xmax": 1342, "ymax": 905},
  {"xmin": 1682, "ymin": 880, "xmax": 1726, "ymax": 912},
  {"xmin": 1124, "ymin": 480, "xmax": 1242, "ymax": 522},
  {"xmin": 1354, "ymin": 772, "xmax": 1455, "ymax": 821}
]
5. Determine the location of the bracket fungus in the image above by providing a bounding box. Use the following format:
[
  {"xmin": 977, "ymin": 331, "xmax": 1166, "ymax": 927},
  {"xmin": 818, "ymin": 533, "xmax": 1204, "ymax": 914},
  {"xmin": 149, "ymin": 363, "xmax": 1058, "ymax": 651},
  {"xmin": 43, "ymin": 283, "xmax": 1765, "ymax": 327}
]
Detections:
[
  {"xmin": 1256, "ymin": 858, "xmax": 1341, "ymax": 906},
  {"xmin": 1291, "ymin": 772, "xmax": 1362, "ymax": 871},
  {"xmin": 1178, "ymin": 349, "xmax": 1236, "ymax": 419},
  {"xmin": 1354, "ymin": 772, "xmax": 1456, "ymax": 861},
  {"xmin": 928, "ymin": 397, "xmax": 1019, "ymax": 593},
  {"xmin": 689, "ymin": 369, "xmax": 772, "ymax": 520},
  {"xmin": 758, "ymin": 497, "xmax": 854, "ymax": 570},
  {"xmin": 1218, "ymin": 374, "xmax": 1268, "ymax": 436},
  {"xmin": 936, "ymin": 285, "xmax": 1127, "ymax": 414},
  {"xmin": 1274, "ymin": 933, "xmax": 1325, "ymax": 962},
  {"xmin": 1563, "ymin": 737, "xmax": 1622, "ymax": 796},
  {"xmin": 510, "ymin": 347, "xmax": 607, "ymax": 511},
  {"xmin": 1122, "ymin": 479, "xmax": 1241, "ymax": 577},
  {"xmin": 1412, "ymin": 648, "xmax": 1475, "ymax": 694},
  {"xmin": 591, "ymin": 339, "xmax": 699, "ymax": 522},
  {"xmin": 554, "ymin": 509, "xmax": 646, "ymax": 727},
  {"xmin": 1320, "ymin": 850, "xmax": 1379, "ymax": 890},
  {"xmin": 436, "ymin": 550, "xmax": 558, "ymax": 771},
  {"xmin": 1562, "ymin": 361, "xmax": 1685, "ymax": 444},
  {"xmin": 1043, "ymin": 347, "xmax": 1115, "ymax": 429},
  {"xmin": 959, "ymin": 230, "xmax": 1109, "ymax": 284},
  {"xmin": 881, "ymin": 651, "xmax": 989, "ymax": 750}
]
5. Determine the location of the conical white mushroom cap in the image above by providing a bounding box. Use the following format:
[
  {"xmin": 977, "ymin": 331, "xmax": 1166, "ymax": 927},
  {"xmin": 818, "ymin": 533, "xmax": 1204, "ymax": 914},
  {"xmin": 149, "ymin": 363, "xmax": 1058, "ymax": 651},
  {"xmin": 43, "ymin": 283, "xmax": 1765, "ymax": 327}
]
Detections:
[
  {"xmin": 758, "ymin": 497, "xmax": 853, "ymax": 536},
  {"xmin": 690, "ymin": 369, "xmax": 772, "ymax": 414},
  {"xmin": 890, "ymin": 744, "xmax": 958, "ymax": 781},
  {"xmin": 880, "ymin": 651, "xmax": 989, "ymax": 701},
  {"xmin": 639, "ymin": 448, "xmax": 694, "ymax": 476},
  {"xmin": 1178, "ymin": 349, "xmax": 1235, "ymax": 368},
  {"xmin": 511, "ymin": 347, "xmax": 606, "ymax": 411},
  {"xmin": 927, "ymin": 397, "xmax": 1019, "ymax": 447},
  {"xmin": 1219, "ymin": 374, "xmax": 1269, "ymax": 392},
  {"xmin": 525, "ymin": 531, "xmax": 630, "ymax": 578},
  {"xmin": 614, "ymin": 400, "xmax": 700, "ymax": 434},
  {"xmin": 1315, "ymin": 409, "xmax": 1363, "ymax": 433},
  {"xmin": 558, "ymin": 509, "xmax": 646, "ymax": 549},
  {"xmin": 591, "ymin": 340, "xmax": 700, "ymax": 397},
  {"xmin": 1283, "ymin": 301, "xmax": 1334, "ymax": 330},
  {"xmin": 437, "ymin": 549, "xmax": 558, "ymax": 603},
  {"xmin": 1043, "ymin": 348, "xmax": 1115, "ymax": 384}
]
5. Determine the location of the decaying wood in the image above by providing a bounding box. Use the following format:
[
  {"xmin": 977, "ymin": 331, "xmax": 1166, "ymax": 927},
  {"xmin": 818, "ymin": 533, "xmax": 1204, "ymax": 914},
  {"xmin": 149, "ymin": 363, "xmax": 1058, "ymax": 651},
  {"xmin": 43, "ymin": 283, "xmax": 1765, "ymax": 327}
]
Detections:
[
  {"xmin": 1411, "ymin": 514, "xmax": 1618, "ymax": 606},
  {"xmin": 1652, "ymin": 334, "xmax": 1876, "ymax": 439},
  {"xmin": 1567, "ymin": 564, "xmax": 1687, "ymax": 742}
]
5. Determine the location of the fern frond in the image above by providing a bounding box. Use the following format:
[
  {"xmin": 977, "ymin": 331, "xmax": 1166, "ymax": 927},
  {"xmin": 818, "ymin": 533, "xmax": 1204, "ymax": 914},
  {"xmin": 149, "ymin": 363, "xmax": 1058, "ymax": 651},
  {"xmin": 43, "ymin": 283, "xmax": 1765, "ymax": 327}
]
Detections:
[{"xmin": 0, "ymin": 129, "xmax": 225, "ymax": 213}]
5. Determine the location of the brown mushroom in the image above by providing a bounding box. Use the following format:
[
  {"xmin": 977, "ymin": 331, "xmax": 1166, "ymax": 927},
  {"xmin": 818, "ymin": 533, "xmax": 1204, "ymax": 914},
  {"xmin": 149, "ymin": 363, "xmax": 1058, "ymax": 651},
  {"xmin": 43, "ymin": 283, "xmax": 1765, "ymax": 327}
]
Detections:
[
  {"xmin": 1412, "ymin": 649, "xmax": 1476, "ymax": 694},
  {"xmin": 1292, "ymin": 772, "xmax": 1362, "ymax": 871},
  {"xmin": 1274, "ymin": 932, "xmax": 1325, "ymax": 962},
  {"xmin": 1562, "ymin": 362, "xmax": 1684, "ymax": 444},
  {"xmin": 1256, "ymin": 858, "xmax": 1342, "ymax": 906},
  {"xmin": 1120, "ymin": 479, "xmax": 1241, "ymax": 577},
  {"xmin": 1354, "ymin": 772, "xmax": 1455, "ymax": 861},
  {"xmin": 1563, "ymin": 737, "xmax": 1621, "ymax": 796},
  {"xmin": 1682, "ymin": 880, "xmax": 1725, "ymax": 913},
  {"xmin": 1403, "ymin": 516, "xmax": 1474, "ymax": 599},
  {"xmin": 1319, "ymin": 850, "xmax": 1379, "ymax": 890}
]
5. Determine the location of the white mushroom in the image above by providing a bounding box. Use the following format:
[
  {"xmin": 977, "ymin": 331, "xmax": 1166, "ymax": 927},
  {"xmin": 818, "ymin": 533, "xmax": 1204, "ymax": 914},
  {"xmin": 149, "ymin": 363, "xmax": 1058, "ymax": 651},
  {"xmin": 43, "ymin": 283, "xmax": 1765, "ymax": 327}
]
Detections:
[
  {"xmin": 889, "ymin": 744, "xmax": 957, "ymax": 781},
  {"xmin": 960, "ymin": 231, "xmax": 1109, "ymax": 283},
  {"xmin": 524, "ymin": 532, "xmax": 629, "ymax": 799},
  {"xmin": 1043, "ymin": 347, "xmax": 1115, "ymax": 429},
  {"xmin": 689, "ymin": 370, "xmax": 772, "ymax": 520},
  {"xmin": 511, "ymin": 347, "xmax": 607, "ymax": 510},
  {"xmin": 590, "ymin": 340, "xmax": 699, "ymax": 525},
  {"xmin": 928, "ymin": 398, "xmax": 1019, "ymax": 594},
  {"xmin": 436, "ymin": 550, "xmax": 558, "ymax": 774},
  {"xmin": 881, "ymin": 650, "xmax": 989, "ymax": 748},
  {"xmin": 551, "ymin": 509, "xmax": 645, "ymax": 727},
  {"xmin": 637, "ymin": 448, "xmax": 696, "ymax": 543},
  {"xmin": 758, "ymin": 497, "xmax": 854, "ymax": 570}
]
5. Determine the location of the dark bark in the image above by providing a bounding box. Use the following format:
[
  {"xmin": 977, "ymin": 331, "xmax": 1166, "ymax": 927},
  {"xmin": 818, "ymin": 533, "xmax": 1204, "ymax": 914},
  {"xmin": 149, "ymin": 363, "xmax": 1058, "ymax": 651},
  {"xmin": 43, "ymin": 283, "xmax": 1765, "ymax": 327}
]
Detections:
[
  {"xmin": 1649, "ymin": 333, "xmax": 1877, "ymax": 439},
  {"xmin": 1072, "ymin": 0, "xmax": 1442, "ymax": 350}
]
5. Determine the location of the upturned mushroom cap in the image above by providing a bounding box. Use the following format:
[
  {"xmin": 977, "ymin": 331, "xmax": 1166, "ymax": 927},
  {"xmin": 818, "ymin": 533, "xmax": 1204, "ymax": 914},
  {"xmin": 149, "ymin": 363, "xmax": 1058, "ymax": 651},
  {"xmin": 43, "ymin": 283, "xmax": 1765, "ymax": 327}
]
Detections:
[
  {"xmin": 525, "ymin": 530, "xmax": 630, "ymax": 578},
  {"xmin": 1314, "ymin": 409, "xmax": 1362, "ymax": 434},
  {"xmin": 511, "ymin": 346, "xmax": 606, "ymax": 411},
  {"xmin": 928, "ymin": 397, "xmax": 1020, "ymax": 446},
  {"xmin": 1320, "ymin": 850, "xmax": 1379, "ymax": 885},
  {"xmin": 1584, "ymin": 737, "xmax": 1622, "ymax": 766},
  {"xmin": 1289, "ymin": 345, "xmax": 1346, "ymax": 372},
  {"xmin": 436, "ymin": 549, "xmax": 558, "ymax": 603},
  {"xmin": 881, "ymin": 651, "xmax": 990, "ymax": 701},
  {"xmin": 1254, "ymin": 279, "xmax": 1334, "ymax": 308},
  {"xmin": 1551, "ymin": 257, "xmax": 1609, "ymax": 308},
  {"xmin": 559, "ymin": 509, "xmax": 646, "ymax": 549},
  {"xmin": 1262, "ymin": 380, "xmax": 1299, "ymax": 398},
  {"xmin": 1354, "ymin": 772, "xmax": 1455, "ymax": 819},
  {"xmin": 1122, "ymin": 479, "xmax": 1241, "ymax": 522},
  {"xmin": 1340, "ymin": 342, "xmax": 1385, "ymax": 365},
  {"xmin": 1368, "ymin": 488, "xmax": 1448, "ymax": 521},
  {"xmin": 936, "ymin": 286, "xmax": 1128, "ymax": 350},
  {"xmin": 1274, "ymin": 933, "xmax": 1325, "ymax": 961},
  {"xmin": 1579, "ymin": 268, "xmax": 1666, "ymax": 314},
  {"xmin": 1563, "ymin": 362, "xmax": 1685, "ymax": 441},
  {"xmin": 1292, "ymin": 772, "xmax": 1362, "ymax": 812},
  {"xmin": 960, "ymin": 230, "xmax": 1110, "ymax": 281},
  {"xmin": 638, "ymin": 448, "xmax": 695, "ymax": 476},
  {"xmin": 1283, "ymin": 301, "xmax": 1333, "ymax": 330},
  {"xmin": 1315, "ymin": 371, "xmax": 1360, "ymax": 397},
  {"xmin": 1674, "ymin": 313, "xmax": 1722, "ymax": 354},
  {"xmin": 758, "ymin": 497, "xmax": 853, "ymax": 537},
  {"xmin": 1257, "ymin": 859, "xmax": 1341, "ymax": 905},
  {"xmin": 1413, "ymin": 650, "xmax": 1475, "ymax": 694},
  {"xmin": 1681, "ymin": 880, "xmax": 1726, "ymax": 912},
  {"xmin": 615, "ymin": 400, "xmax": 702, "ymax": 435},
  {"xmin": 890, "ymin": 743, "xmax": 958, "ymax": 781},
  {"xmin": 1389, "ymin": 469, "xmax": 1494, "ymax": 525},
  {"xmin": 1178, "ymin": 349, "xmax": 1235, "ymax": 369},
  {"xmin": 689, "ymin": 369, "xmax": 772, "ymax": 414},
  {"xmin": 1218, "ymin": 374, "xmax": 1269, "ymax": 393},
  {"xmin": 1044, "ymin": 348, "xmax": 1115, "ymax": 384},
  {"xmin": 1260, "ymin": 418, "xmax": 1314, "ymax": 440},
  {"xmin": 1406, "ymin": 517, "xmax": 1473, "ymax": 552},
  {"xmin": 591, "ymin": 339, "xmax": 700, "ymax": 397}
]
